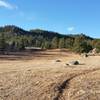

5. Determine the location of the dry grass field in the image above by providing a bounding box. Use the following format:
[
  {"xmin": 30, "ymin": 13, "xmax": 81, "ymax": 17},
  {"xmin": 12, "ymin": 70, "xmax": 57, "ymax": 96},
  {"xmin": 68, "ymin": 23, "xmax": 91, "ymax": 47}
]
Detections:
[{"xmin": 0, "ymin": 49, "xmax": 100, "ymax": 100}]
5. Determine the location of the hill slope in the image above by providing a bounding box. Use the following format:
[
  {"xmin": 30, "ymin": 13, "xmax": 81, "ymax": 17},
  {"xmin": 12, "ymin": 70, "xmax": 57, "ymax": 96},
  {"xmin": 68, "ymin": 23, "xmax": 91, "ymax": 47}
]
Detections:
[
  {"xmin": 0, "ymin": 25, "xmax": 99, "ymax": 53},
  {"xmin": 0, "ymin": 25, "xmax": 93, "ymax": 40}
]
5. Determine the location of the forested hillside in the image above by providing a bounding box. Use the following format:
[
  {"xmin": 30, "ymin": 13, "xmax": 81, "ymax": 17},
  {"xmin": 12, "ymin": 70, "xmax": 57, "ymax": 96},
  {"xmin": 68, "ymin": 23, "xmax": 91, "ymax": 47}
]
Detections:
[{"xmin": 0, "ymin": 25, "xmax": 100, "ymax": 53}]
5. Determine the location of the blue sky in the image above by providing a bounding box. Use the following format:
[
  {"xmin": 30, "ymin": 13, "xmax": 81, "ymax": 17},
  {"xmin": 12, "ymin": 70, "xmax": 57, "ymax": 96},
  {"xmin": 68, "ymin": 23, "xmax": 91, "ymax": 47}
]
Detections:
[{"xmin": 0, "ymin": 0, "xmax": 100, "ymax": 38}]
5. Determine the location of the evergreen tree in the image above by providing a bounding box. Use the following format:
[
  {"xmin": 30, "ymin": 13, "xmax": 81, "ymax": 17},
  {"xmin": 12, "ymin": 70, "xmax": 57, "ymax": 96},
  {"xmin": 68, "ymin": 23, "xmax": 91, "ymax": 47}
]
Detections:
[
  {"xmin": 51, "ymin": 37, "xmax": 58, "ymax": 49},
  {"xmin": 65, "ymin": 38, "xmax": 74, "ymax": 48},
  {"xmin": 0, "ymin": 33, "xmax": 7, "ymax": 54},
  {"xmin": 59, "ymin": 38, "xmax": 65, "ymax": 48},
  {"xmin": 73, "ymin": 37, "xmax": 92, "ymax": 53}
]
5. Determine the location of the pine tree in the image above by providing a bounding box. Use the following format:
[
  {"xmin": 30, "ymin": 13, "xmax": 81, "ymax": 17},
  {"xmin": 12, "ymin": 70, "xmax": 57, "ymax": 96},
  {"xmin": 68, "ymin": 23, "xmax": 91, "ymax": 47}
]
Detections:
[
  {"xmin": 73, "ymin": 37, "xmax": 92, "ymax": 53},
  {"xmin": 59, "ymin": 38, "xmax": 65, "ymax": 48},
  {"xmin": 0, "ymin": 33, "xmax": 7, "ymax": 54},
  {"xmin": 51, "ymin": 37, "xmax": 58, "ymax": 49}
]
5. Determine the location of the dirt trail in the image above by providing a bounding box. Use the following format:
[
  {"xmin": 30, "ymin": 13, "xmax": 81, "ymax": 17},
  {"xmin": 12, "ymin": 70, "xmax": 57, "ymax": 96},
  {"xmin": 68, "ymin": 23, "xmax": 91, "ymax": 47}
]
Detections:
[
  {"xmin": 53, "ymin": 68, "xmax": 100, "ymax": 100},
  {"xmin": 0, "ymin": 50, "xmax": 100, "ymax": 100}
]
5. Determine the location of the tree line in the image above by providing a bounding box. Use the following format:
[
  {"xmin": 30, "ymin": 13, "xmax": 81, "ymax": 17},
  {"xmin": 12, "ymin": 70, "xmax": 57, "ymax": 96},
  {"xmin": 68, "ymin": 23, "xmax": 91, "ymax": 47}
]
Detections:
[{"xmin": 0, "ymin": 25, "xmax": 100, "ymax": 54}]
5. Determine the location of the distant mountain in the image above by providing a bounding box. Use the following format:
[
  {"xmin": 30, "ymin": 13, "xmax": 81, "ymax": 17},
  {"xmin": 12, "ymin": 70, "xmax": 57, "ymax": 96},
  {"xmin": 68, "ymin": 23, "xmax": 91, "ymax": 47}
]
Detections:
[
  {"xmin": 0, "ymin": 25, "xmax": 93, "ymax": 40},
  {"xmin": 67, "ymin": 34, "xmax": 93, "ymax": 40},
  {"xmin": 30, "ymin": 29, "xmax": 69, "ymax": 39},
  {"xmin": 0, "ymin": 25, "xmax": 99, "ymax": 53},
  {"xmin": 0, "ymin": 25, "xmax": 30, "ymax": 36}
]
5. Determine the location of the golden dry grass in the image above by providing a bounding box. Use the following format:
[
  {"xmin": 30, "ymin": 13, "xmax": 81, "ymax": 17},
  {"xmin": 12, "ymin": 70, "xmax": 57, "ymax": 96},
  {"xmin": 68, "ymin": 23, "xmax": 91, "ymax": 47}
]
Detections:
[{"xmin": 0, "ymin": 49, "xmax": 100, "ymax": 100}]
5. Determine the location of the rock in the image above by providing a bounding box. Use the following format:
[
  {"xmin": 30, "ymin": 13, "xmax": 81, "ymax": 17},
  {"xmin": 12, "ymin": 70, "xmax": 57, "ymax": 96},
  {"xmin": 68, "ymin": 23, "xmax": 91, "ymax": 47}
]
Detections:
[
  {"xmin": 92, "ymin": 48, "xmax": 97, "ymax": 54},
  {"xmin": 88, "ymin": 48, "xmax": 99, "ymax": 56},
  {"xmin": 55, "ymin": 60, "xmax": 61, "ymax": 62},
  {"xmin": 67, "ymin": 60, "xmax": 79, "ymax": 66},
  {"xmin": 81, "ymin": 53, "xmax": 88, "ymax": 58}
]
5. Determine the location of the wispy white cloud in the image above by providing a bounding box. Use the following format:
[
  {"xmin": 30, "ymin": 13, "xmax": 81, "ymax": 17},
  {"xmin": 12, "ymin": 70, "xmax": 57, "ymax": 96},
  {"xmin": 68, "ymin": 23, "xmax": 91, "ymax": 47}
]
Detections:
[
  {"xmin": 0, "ymin": 0, "xmax": 17, "ymax": 9},
  {"xmin": 67, "ymin": 27, "xmax": 75, "ymax": 32}
]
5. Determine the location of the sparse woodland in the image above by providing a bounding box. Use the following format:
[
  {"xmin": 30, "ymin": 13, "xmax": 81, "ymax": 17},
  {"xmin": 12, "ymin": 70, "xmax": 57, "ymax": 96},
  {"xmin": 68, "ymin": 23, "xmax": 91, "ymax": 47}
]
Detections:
[{"xmin": 0, "ymin": 25, "xmax": 100, "ymax": 53}]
